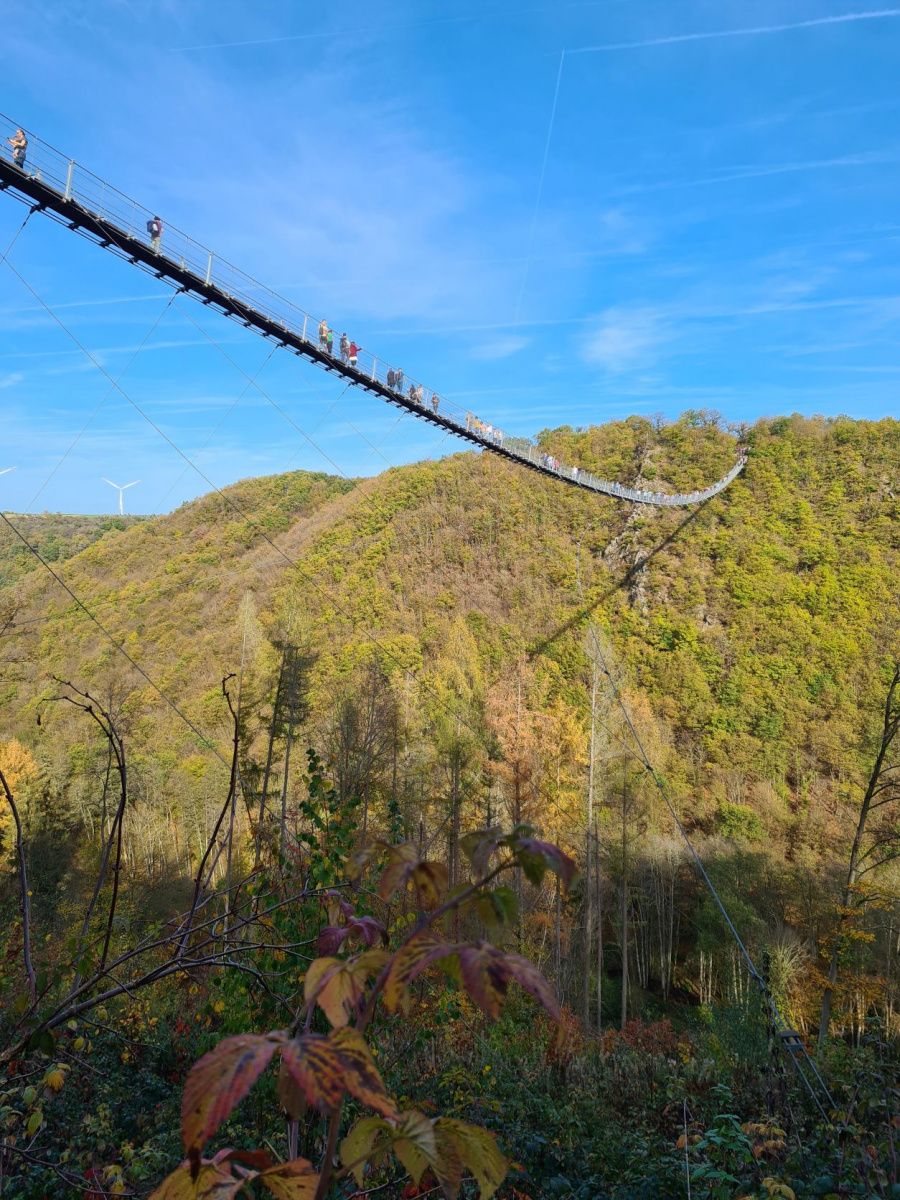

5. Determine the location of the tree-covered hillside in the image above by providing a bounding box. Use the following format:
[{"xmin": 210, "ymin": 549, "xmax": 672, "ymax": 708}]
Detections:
[{"xmin": 1, "ymin": 413, "xmax": 898, "ymax": 1197}]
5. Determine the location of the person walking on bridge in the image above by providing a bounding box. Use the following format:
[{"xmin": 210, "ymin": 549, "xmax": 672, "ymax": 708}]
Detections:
[
  {"xmin": 349, "ymin": 340, "xmax": 359, "ymax": 367},
  {"xmin": 318, "ymin": 318, "xmax": 328, "ymax": 352},
  {"xmin": 147, "ymin": 215, "xmax": 163, "ymax": 254},
  {"xmin": 339, "ymin": 332, "xmax": 350, "ymax": 364},
  {"xmin": 7, "ymin": 129, "xmax": 27, "ymax": 170},
  {"xmin": 326, "ymin": 327, "xmax": 334, "ymax": 356}
]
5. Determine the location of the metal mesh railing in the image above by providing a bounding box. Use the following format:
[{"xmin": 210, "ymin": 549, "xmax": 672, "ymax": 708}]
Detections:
[{"xmin": 0, "ymin": 114, "xmax": 746, "ymax": 507}]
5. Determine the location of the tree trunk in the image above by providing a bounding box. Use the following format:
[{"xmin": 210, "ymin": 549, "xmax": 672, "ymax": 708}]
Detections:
[
  {"xmin": 584, "ymin": 668, "xmax": 597, "ymax": 1028},
  {"xmin": 620, "ymin": 764, "xmax": 629, "ymax": 1030}
]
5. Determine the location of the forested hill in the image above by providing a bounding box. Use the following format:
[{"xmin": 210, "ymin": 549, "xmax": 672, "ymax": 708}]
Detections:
[{"xmin": 1, "ymin": 412, "xmax": 898, "ymax": 874}]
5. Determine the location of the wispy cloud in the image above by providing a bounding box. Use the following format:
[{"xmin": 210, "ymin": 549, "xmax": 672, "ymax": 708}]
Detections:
[
  {"xmin": 469, "ymin": 335, "xmax": 530, "ymax": 361},
  {"xmin": 616, "ymin": 151, "xmax": 899, "ymax": 195},
  {"xmin": 0, "ymin": 372, "xmax": 24, "ymax": 388},
  {"xmin": 571, "ymin": 9, "xmax": 900, "ymax": 54},
  {"xmin": 581, "ymin": 308, "xmax": 668, "ymax": 372}
]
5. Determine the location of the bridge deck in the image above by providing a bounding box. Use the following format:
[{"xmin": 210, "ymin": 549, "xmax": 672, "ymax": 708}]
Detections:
[{"xmin": 0, "ymin": 115, "xmax": 745, "ymax": 506}]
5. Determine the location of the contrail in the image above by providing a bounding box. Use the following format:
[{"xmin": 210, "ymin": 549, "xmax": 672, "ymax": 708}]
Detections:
[
  {"xmin": 172, "ymin": 32, "xmax": 331, "ymax": 50},
  {"xmin": 513, "ymin": 49, "xmax": 567, "ymax": 330},
  {"xmin": 571, "ymin": 9, "xmax": 900, "ymax": 53}
]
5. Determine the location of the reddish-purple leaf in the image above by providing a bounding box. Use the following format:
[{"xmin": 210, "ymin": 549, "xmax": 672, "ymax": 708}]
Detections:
[
  {"xmin": 505, "ymin": 953, "xmax": 561, "ymax": 1022},
  {"xmin": 347, "ymin": 915, "xmax": 389, "ymax": 947},
  {"xmin": 317, "ymin": 925, "xmax": 349, "ymax": 955},
  {"xmin": 213, "ymin": 1148, "xmax": 274, "ymax": 1171},
  {"xmin": 513, "ymin": 836, "xmax": 578, "ymax": 891},
  {"xmin": 181, "ymin": 1033, "xmax": 284, "ymax": 1158},
  {"xmin": 458, "ymin": 943, "xmax": 511, "ymax": 1019},
  {"xmin": 459, "ymin": 827, "xmax": 504, "ymax": 878}
]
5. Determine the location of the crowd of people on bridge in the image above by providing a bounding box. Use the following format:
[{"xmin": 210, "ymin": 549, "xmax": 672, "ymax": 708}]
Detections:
[{"xmin": 465, "ymin": 414, "xmax": 504, "ymax": 446}]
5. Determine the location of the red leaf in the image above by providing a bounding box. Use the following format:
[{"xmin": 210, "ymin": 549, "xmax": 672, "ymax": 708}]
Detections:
[{"xmin": 181, "ymin": 1033, "xmax": 284, "ymax": 1158}]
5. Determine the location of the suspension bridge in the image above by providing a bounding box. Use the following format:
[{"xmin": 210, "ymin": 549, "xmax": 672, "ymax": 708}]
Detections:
[
  {"xmin": 0, "ymin": 115, "xmax": 746, "ymax": 507},
  {"xmin": 0, "ymin": 118, "xmax": 843, "ymax": 1122}
]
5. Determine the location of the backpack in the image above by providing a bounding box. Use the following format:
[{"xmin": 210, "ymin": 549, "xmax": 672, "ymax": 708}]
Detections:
[{"xmin": 147, "ymin": 219, "xmax": 160, "ymax": 237}]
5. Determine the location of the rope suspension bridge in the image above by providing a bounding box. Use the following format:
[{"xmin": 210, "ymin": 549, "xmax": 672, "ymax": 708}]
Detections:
[
  {"xmin": 0, "ymin": 114, "xmax": 746, "ymax": 506},
  {"xmin": 0, "ymin": 117, "xmax": 840, "ymax": 1121}
]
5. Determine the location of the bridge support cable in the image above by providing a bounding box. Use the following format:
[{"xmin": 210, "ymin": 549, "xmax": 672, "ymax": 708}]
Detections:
[
  {"xmin": 0, "ymin": 117, "xmax": 745, "ymax": 506},
  {"xmin": 574, "ymin": 534, "xmax": 837, "ymax": 1119}
]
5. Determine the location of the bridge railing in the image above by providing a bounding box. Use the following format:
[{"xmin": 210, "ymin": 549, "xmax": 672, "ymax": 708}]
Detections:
[{"xmin": 0, "ymin": 114, "xmax": 745, "ymax": 507}]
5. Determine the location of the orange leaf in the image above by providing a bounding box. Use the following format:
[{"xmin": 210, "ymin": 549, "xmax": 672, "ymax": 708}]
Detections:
[
  {"xmin": 305, "ymin": 958, "xmax": 359, "ymax": 1029},
  {"xmin": 279, "ymin": 1030, "xmax": 396, "ymax": 1117},
  {"xmin": 181, "ymin": 1033, "xmax": 284, "ymax": 1158},
  {"xmin": 305, "ymin": 952, "xmax": 390, "ymax": 1028},
  {"xmin": 257, "ymin": 1157, "xmax": 319, "ymax": 1199},
  {"xmin": 411, "ymin": 862, "xmax": 449, "ymax": 908},
  {"xmin": 149, "ymin": 1158, "xmax": 245, "ymax": 1199},
  {"xmin": 280, "ymin": 1035, "xmax": 346, "ymax": 1113},
  {"xmin": 378, "ymin": 844, "xmax": 421, "ymax": 902},
  {"xmin": 331, "ymin": 1027, "xmax": 398, "ymax": 1118},
  {"xmin": 384, "ymin": 930, "xmax": 458, "ymax": 1014}
]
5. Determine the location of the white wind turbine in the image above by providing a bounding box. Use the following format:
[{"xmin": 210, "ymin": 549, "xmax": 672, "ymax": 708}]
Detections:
[{"xmin": 103, "ymin": 477, "xmax": 140, "ymax": 515}]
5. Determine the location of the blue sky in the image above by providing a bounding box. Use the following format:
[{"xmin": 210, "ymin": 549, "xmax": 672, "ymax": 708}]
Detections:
[{"xmin": 1, "ymin": 0, "xmax": 899, "ymax": 515}]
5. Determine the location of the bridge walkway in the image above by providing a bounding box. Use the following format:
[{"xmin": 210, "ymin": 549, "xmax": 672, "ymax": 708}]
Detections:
[{"xmin": 0, "ymin": 115, "xmax": 745, "ymax": 507}]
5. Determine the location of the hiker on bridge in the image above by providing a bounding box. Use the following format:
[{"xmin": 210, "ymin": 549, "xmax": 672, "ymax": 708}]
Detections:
[
  {"xmin": 349, "ymin": 340, "xmax": 359, "ymax": 367},
  {"xmin": 339, "ymin": 333, "xmax": 350, "ymax": 364},
  {"xmin": 7, "ymin": 129, "xmax": 27, "ymax": 170},
  {"xmin": 318, "ymin": 318, "xmax": 328, "ymax": 352},
  {"xmin": 147, "ymin": 215, "xmax": 163, "ymax": 253}
]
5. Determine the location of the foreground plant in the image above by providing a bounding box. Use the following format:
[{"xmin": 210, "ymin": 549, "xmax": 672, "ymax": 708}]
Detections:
[{"xmin": 151, "ymin": 825, "xmax": 576, "ymax": 1199}]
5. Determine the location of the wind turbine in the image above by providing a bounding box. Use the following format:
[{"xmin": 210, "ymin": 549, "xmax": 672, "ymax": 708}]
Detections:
[
  {"xmin": 102, "ymin": 477, "xmax": 140, "ymax": 515},
  {"xmin": 0, "ymin": 466, "xmax": 17, "ymax": 476}
]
